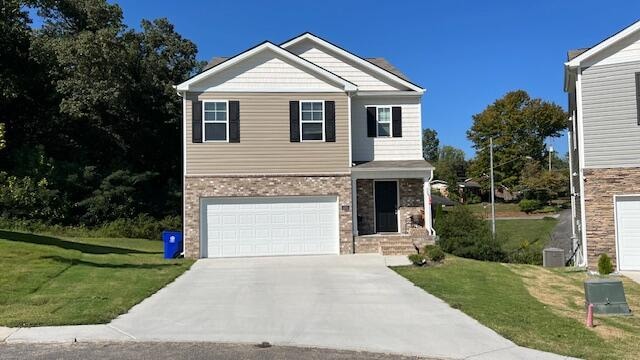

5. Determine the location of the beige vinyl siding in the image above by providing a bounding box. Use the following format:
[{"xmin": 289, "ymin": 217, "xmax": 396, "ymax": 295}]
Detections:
[
  {"xmin": 186, "ymin": 92, "xmax": 349, "ymax": 175},
  {"xmin": 581, "ymin": 60, "xmax": 640, "ymax": 168}
]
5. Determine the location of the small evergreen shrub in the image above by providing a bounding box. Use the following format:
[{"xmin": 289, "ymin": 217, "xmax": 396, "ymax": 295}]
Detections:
[
  {"xmin": 518, "ymin": 199, "xmax": 542, "ymax": 213},
  {"xmin": 408, "ymin": 253, "xmax": 426, "ymax": 266},
  {"xmin": 598, "ymin": 253, "xmax": 614, "ymax": 275},
  {"xmin": 435, "ymin": 206, "xmax": 506, "ymax": 262},
  {"xmin": 424, "ymin": 244, "xmax": 445, "ymax": 262}
]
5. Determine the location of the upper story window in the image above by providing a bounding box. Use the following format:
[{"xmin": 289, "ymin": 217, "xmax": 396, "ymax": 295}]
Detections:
[
  {"xmin": 203, "ymin": 101, "xmax": 228, "ymax": 141},
  {"xmin": 377, "ymin": 106, "xmax": 392, "ymax": 137},
  {"xmin": 300, "ymin": 101, "xmax": 324, "ymax": 141}
]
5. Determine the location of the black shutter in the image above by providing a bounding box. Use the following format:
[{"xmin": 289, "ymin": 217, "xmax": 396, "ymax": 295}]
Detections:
[
  {"xmin": 290, "ymin": 101, "xmax": 300, "ymax": 142},
  {"xmin": 636, "ymin": 73, "xmax": 640, "ymax": 125},
  {"xmin": 392, "ymin": 106, "xmax": 402, "ymax": 137},
  {"xmin": 366, "ymin": 106, "xmax": 376, "ymax": 137},
  {"xmin": 325, "ymin": 101, "xmax": 335, "ymax": 142},
  {"xmin": 192, "ymin": 100, "xmax": 203, "ymax": 143},
  {"xmin": 229, "ymin": 101, "xmax": 240, "ymax": 143}
]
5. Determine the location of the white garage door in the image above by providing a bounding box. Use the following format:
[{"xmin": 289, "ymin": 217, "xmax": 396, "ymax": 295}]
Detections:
[
  {"xmin": 615, "ymin": 196, "xmax": 640, "ymax": 270},
  {"xmin": 201, "ymin": 196, "xmax": 339, "ymax": 258}
]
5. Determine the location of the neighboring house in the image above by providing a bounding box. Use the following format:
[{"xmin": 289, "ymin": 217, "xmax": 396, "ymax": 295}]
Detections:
[
  {"xmin": 457, "ymin": 179, "xmax": 481, "ymax": 204},
  {"xmin": 565, "ymin": 20, "xmax": 640, "ymax": 271},
  {"xmin": 430, "ymin": 180, "xmax": 449, "ymax": 197},
  {"xmin": 175, "ymin": 33, "xmax": 434, "ymax": 259},
  {"xmin": 495, "ymin": 185, "xmax": 515, "ymax": 202}
]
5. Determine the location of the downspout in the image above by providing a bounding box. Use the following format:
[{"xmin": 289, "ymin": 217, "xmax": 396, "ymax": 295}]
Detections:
[
  {"xmin": 424, "ymin": 169, "xmax": 436, "ymax": 236},
  {"xmin": 176, "ymin": 88, "xmax": 187, "ymax": 257}
]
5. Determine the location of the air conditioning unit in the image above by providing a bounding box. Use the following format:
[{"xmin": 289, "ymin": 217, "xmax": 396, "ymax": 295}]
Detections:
[{"xmin": 543, "ymin": 247, "xmax": 565, "ymax": 267}]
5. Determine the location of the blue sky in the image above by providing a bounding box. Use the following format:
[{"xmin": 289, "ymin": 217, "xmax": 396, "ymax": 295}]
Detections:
[{"xmin": 39, "ymin": 1, "xmax": 640, "ymax": 157}]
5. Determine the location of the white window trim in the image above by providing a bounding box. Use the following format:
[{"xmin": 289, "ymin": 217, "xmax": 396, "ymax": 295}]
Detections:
[
  {"xmin": 299, "ymin": 100, "xmax": 325, "ymax": 142},
  {"xmin": 202, "ymin": 100, "xmax": 229, "ymax": 143},
  {"xmin": 375, "ymin": 105, "xmax": 393, "ymax": 137}
]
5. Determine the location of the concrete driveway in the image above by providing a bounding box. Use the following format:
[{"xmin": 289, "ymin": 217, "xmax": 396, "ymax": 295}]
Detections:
[{"xmin": 5, "ymin": 255, "xmax": 574, "ymax": 359}]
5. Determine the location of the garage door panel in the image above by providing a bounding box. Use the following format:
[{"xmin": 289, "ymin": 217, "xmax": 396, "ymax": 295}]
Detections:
[
  {"xmin": 202, "ymin": 196, "xmax": 339, "ymax": 258},
  {"xmin": 616, "ymin": 196, "xmax": 640, "ymax": 270}
]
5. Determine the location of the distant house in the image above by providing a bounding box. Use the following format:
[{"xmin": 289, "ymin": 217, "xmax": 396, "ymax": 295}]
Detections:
[
  {"xmin": 457, "ymin": 179, "xmax": 481, "ymax": 203},
  {"xmin": 565, "ymin": 20, "xmax": 640, "ymax": 271},
  {"xmin": 495, "ymin": 185, "xmax": 516, "ymax": 202},
  {"xmin": 430, "ymin": 180, "xmax": 449, "ymax": 197}
]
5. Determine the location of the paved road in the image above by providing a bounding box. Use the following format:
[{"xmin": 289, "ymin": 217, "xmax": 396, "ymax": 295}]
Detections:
[
  {"xmin": 0, "ymin": 342, "xmax": 427, "ymax": 360},
  {"xmin": 4, "ymin": 255, "xmax": 575, "ymax": 359}
]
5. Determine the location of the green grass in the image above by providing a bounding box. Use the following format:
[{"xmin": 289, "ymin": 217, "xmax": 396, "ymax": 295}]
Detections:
[
  {"xmin": 464, "ymin": 202, "xmax": 560, "ymax": 218},
  {"xmin": 496, "ymin": 218, "xmax": 558, "ymax": 252},
  {"xmin": 394, "ymin": 257, "xmax": 640, "ymax": 360},
  {"xmin": 0, "ymin": 229, "xmax": 194, "ymax": 327}
]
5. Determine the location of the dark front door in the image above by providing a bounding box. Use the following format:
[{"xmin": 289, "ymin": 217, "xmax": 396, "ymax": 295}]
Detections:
[{"xmin": 375, "ymin": 181, "xmax": 398, "ymax": 233}]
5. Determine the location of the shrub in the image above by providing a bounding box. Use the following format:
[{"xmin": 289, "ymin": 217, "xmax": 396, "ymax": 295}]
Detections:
[
  {"xmin": 598, "ymin": 253, "xmax": 614, "ymax": 275},
  {"xmin": 435, "ymin": 206, "xmax": 506, "ymax": 262},
  {"xmin": 519, "ymin": 199, "xmax": 542, "ymax": 213},
  {"xmin": 408, "ymin": 253, "xmax": 426, "ymax": 266},
  {"xmin": 424, "ymin": 244, "xmax": 445, "ymax": 262}
]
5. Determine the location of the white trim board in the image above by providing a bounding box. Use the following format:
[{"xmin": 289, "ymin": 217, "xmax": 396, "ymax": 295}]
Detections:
[
  {"xmin": 566, "ymin": 20, "xmax": 640, "ymax": 68},
  {"xmin": 176, "ymin": 42, "xmax": 357, "ymax": 92},
  {"xmin": 281, "ymin": 32, "xmax": 425, "ymax": 94}
]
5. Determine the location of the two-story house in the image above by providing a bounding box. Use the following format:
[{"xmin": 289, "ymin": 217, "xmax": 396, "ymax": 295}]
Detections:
[
  {"xmin": 565, "ymin": 20, "xmax": 640, "ymax": 271},
  {"xmin": 175, "ymin": 33, "xmax": 434, "ymax": 259}
]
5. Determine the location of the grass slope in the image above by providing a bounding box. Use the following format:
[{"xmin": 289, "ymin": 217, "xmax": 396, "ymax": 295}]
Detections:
[
  {"xmin": 0, "ymin": 230, "xmax": 193, "ymax": 327},
  {"xmin": 496, "ymin": 218, "xmax": 557, "ymax": 252},
  {"xmin": 394, "ymin": 257, "xmax": 640, "ymax": 360}
]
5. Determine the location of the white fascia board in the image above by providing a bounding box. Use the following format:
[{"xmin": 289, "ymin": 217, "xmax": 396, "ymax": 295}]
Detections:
[
  {"xmin": 176, "ymin": 41, "xmax": 357, "ymax": 92},
  {"xmin": 565, "ymin": 20, "xmax": 640, "ymax": 68},
  {"xmin": 355, "ymin": 91, "xmax": 424, "ymax": 97},
  {"xmin": 281, "ymin": 33, "xmax": 425, "ymax": 94}
]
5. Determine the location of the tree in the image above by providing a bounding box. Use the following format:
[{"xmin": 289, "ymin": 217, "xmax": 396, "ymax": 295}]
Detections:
[
  {"xmin": 519, "ymin": 160, "xmax": 569, "ymax": 202},
  {"xmin": 422, "ymin": 128, "xmax": 439, "ymax": 162},
  {"xmin": 467, "ymin": 90, "xmax": 567, "ymax": 188},
  {"xmin": 434, "ymin": 146, "xmax": 467, "ymax": 188},
  {"xmin": 0, "ymin": 0, "xmax": 201, "ymax": 225}
]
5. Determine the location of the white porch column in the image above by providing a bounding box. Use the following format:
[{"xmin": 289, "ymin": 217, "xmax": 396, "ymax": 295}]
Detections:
[
  {"xmin": 423, "ymin": 171, "xmax": 435, "ymax": 235},
  {"xmin": 351, "ymin": 177, "xmax": 358, "ymax": 236}
]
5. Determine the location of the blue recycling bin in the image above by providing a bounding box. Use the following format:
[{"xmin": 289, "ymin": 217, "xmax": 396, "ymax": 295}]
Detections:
[{"xmin": 162, "ymin": 231, "xmax": 183, "ymax": 259}]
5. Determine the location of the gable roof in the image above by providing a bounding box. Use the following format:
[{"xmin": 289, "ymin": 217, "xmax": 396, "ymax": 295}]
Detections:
[
  {"xmin": 565, "ymin": 19, "xmax": 640, "ymax": 67},
  {"xmin": 281, "ymin": 32, "xmax": 425, "ymax": 93},
  {"xmin": 203, "ymin": 55, "xmax": 411, "ymax": 81},
  {"xmin": 176, "ymin": 41, "xmax": 357, "ymax": 92}
]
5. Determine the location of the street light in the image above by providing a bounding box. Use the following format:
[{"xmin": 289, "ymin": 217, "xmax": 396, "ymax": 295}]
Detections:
[{"xmin": 488, "ymin": 137, "xmax": 533, "ymax": 237}]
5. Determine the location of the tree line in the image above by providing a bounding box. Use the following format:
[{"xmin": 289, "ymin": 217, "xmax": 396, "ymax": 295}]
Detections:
[
  {"xmin": 424, "ymin": 90, "xmax": 569, "ymax": 204},
  {"xmin": 1, "ymin": 0, "xmax": 202, "ymax": 226}
]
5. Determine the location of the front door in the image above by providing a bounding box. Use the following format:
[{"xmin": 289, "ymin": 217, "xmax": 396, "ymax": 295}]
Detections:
[{"xmin": 375, "ymin": 181, "xmax": 398, "ymax": 233}]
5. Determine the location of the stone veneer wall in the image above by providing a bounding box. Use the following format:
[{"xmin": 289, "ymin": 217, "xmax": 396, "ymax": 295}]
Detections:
[
  {"xmin": 583, "ymin": 167, "xmax": 640, "ymax": 270},
  {"xmin": 355, "ymin": 178, "xmax": 424, "ymax": 235},
  {"xmin": 184, "ymin": 175, "xmax": 352, "ymax": 258}
]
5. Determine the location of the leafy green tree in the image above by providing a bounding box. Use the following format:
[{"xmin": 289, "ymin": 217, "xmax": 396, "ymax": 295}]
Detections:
[
  {"xmin": 0, "ymin": 0, "xmax": 201, "ymax": 225},
  {"xmin": 422, "ymin": 128, "xmax": 439, "ymax": 162},
  {"xmin": 434, "ymin": 145, "xmax": 467, "ymax": 187},
  {"xmin": 519, "ymin": 160, "xmax": 569, "ymax": 202},
  {"xmin": 467, "ymin": 90, "xmax": 566, "ymax": 188}
]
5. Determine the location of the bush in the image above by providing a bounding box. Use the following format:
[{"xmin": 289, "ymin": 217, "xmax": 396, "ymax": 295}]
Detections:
[
  {"xmin": 0, "ymin": 214, "xmax": 181, "ymax": 240},
  {"xmin": 435, "ymin": 206, "xmax": 506, "ymax": 262},
  {"xmin": 598, "ymin": 253, "xmax": 614, "ymax": 275},
  {"xmin": 424, "ymin": 244, "xmax": 445, "ymax": 262},
  {"xmin": 519, "ymin": 199, "xmax": 542, "ymax": 213},
  {"xmin": 408, "ymin": 253, "xmax": 426, "ymax": 266}
]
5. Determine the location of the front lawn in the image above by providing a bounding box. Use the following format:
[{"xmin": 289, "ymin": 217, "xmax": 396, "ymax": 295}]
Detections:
[
  {"xmin": 496, "ymin": 218, "xmax": 558, "ymax": 252},
  {"xmin": 0, "ymin": 230, "xmax": 194, "ymax": 327},
  {"xmin": 464, "ymin": 202, "xmax": 560, "ymax": 218},
  {"xmin": 394, "ymin": 257, "xmax": 640, "ymax": 360}
]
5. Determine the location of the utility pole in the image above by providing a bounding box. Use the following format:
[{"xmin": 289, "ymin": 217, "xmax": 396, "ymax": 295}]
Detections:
[
  {"xmin": 548, "ymin": 146, "xmax": 554, "ymax": 171},
  {"xmin": 490, "ymin": 137, "xmax": 496, "ymax": 237}
]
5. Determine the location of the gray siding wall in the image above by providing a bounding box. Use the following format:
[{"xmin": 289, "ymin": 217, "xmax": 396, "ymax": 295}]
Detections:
[
  {"xmin": 582, "ymin": 60, "xmax": 640, "ymax": 168},
  {"xmin": 185, "ymin": 92, "xmax": 350, "ymax": 175}
]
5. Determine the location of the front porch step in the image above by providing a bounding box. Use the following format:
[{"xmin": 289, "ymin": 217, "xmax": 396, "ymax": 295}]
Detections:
[{"xmin": 380, "ymin": 244, "xmax": 419, "ymax": 256}]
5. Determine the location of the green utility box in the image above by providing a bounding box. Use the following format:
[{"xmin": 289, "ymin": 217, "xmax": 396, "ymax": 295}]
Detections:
[{"xmin": 584, "ymin": 278, "xmax": 632, "ymax": 315}]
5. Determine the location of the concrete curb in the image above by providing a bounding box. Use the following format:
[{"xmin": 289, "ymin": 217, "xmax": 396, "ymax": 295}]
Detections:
[
  {"xmin": 5, "ymin": 325, "xmax": 131, "ymax": 343},
  {"xmin": 0, "ymin": 327, "xmax": 18, "ymax": 342}
]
